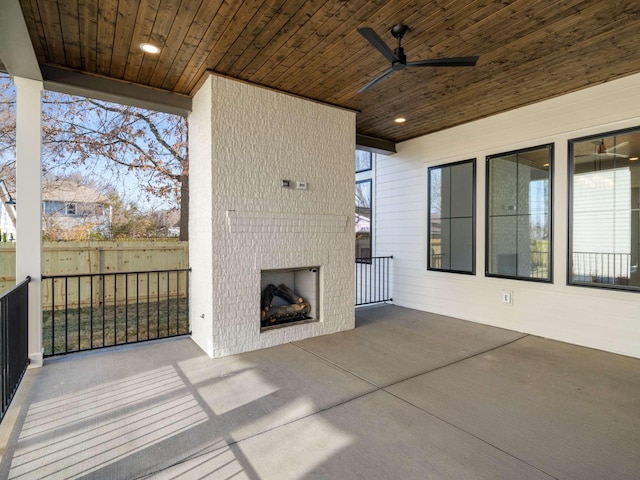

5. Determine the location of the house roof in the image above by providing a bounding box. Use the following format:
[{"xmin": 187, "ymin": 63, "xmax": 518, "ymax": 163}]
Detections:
[
  {"xmin": 2, "ymin": 1, "xmax": 640, "ymax": 145},
  {"xmin": 42, "ymin": 179, "xmax": 109, "ymax": 204}
]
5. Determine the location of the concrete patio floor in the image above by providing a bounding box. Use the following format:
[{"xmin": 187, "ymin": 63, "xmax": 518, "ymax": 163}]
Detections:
[{"xmin": 0, "ymin": 304, "xmax": 639, "ymax": 479}]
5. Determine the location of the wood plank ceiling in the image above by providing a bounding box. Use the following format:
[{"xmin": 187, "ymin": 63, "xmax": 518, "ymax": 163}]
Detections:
[{"xmin": 17, "ymin": 0, "xmax": 640, "ymax": 143}]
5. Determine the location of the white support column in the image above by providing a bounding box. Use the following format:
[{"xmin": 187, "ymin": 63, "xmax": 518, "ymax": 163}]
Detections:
[{"xmin": 14, "ymin": 76, "xmax": 43, "ymax": 367}]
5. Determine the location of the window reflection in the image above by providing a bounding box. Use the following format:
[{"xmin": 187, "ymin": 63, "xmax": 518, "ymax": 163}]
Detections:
[
  {"xmin": 356, "ymin": 179, "xmax": 371, "ymax": 258},
  {"xmin": 486, "ymin": 145, "xmax": 552, "ymax": 281},
  {"xmin": 570, "ymin": 129, "xmax": 640, "ymax": 289},
  {"xmin": 355, "ymin": 150, "xmax": 372, "ymax": 173}
]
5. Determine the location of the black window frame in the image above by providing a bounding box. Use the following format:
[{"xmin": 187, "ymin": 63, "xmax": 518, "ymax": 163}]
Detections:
[
  {"xmin": 568, "ymin": 126, "xmax": 640, "ymax": 292},
  {"xmin": 427, "ymin": 158, "xmax": 476, "ymax": 275},
  {"xmin": 485, "ymin": 143, "xmax": 554, "ymax": 283}
]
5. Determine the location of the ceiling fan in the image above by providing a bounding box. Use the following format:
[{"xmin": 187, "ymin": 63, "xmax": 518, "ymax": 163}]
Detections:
[
  {"xmin": 357, "ymin": 24, "xmax": 479, "ymax": 93},
  {"xmin": 576, "ymin": 139, "xmax": 629, "ymax": 159}
]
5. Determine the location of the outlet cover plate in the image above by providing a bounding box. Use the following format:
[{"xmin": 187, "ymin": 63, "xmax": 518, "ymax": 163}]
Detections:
[{"xmin": 502, "ymin": 290, "xmax": 513, "ymax": 305}]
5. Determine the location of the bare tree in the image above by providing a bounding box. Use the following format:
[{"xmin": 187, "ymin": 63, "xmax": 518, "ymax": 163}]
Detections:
[
  {"xmin": 0, "ymin": 73, "xmax": 189, "ymax": 240},
  {"xmin": 0, "ymin": 77, "xmax": 16, "ymax": 160}
]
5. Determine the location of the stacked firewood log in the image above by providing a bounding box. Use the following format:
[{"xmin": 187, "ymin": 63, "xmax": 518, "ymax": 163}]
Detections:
[{"xmin": 260, "ymin": 284, "xmax": 310, "ymax": 327}]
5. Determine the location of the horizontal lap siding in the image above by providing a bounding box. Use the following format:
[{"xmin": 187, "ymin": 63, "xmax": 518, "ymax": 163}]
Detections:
[{"xmin": 375, "ymin": 72, "xmax": 640, "ymax": 359}]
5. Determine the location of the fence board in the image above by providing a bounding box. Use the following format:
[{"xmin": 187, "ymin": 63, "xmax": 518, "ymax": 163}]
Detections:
[{"xmin": 0, "ymin": 241, "xmax": 188, "ymax": 307}]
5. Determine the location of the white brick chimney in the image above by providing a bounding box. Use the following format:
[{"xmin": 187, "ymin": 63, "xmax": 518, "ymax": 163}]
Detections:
[{"xmin": 188, "ymin": 74, "xmax": 356, "ymax": 358}]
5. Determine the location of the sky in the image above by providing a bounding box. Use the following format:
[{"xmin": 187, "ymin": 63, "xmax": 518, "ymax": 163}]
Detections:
[{"xmin": 0, "ymin": 72, "xmax": 185, "ymax": 212}]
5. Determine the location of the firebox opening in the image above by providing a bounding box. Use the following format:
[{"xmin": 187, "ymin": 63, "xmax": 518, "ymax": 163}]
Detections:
[{"xmin": 260, "ymin": 267, "xmax": 319, "ymax": 331}]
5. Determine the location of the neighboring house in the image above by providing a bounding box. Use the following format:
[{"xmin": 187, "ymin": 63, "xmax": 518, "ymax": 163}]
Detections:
[
  {"xmin": 355, "ymin": 209, "xmax": 370, "ymax": 233},
  {"xmin": 0, "ymin": 180, "xmax": 16, "ymax": 241},
  {"xmin": 42, "ymin": 179, "xmax": 112, "ymax": 237},
  {"xmin": 157, "ymin": 208, "xmax": 181, "ymax": 238}
]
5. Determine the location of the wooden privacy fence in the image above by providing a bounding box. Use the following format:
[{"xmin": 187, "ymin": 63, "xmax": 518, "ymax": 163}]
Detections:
[
  {"xmin": 42, "ymin": 269, "xmax": 189, "ymax": 311},
  {"xmin": 0, "ymin": 241, "xmax": 188, "ymax": 309}
]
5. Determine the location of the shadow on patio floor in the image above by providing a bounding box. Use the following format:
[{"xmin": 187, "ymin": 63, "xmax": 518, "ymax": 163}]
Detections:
[{"xmin": 1, "ymin": 304, "xmax": 639, "ymax": 479}]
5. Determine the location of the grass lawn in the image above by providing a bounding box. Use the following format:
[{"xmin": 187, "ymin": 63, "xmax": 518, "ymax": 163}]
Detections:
[{"xmin": 42, "ymin": 297, "xmax": 189, "ymax": 356}]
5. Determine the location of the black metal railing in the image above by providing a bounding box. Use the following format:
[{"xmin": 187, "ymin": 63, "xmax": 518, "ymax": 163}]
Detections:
[
  {"xmin": 1, "ymin": 276, "xmax": 31, "ymax": 422},
  {"xmin": 572, "ymin": 251, "xmax": 631, "ymax": 285},
  {"xmin": 529, "ymin": 250, "xmax": 549, "ymax": 279},
  {"xmin": 41, "ymin": 269, "xmax": 190, "ymax": 357},
  {"xmin": 431, "ymin": 250, "xmax": 549, "ymax": 277},
  {"xmin": 355, "ymin": 256, "xmax": 392, "ymax": 306}
]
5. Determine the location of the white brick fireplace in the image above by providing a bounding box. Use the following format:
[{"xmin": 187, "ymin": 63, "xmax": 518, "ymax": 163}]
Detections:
[{"xmin": 188, "ymin": 74, "xmax": 356, "ymax": 358}]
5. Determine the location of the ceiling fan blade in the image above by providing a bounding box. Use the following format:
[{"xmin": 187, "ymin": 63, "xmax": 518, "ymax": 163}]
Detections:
[
  {"xmin": 576, "ymin": 153, "xmax": 629, "ymax": 159},
  {"xmin": 407, "ymin": 56, "xmax": 479, "ymax": 67},
  {"xmin": 359, "ymin": 67, "xmax": 394, "ymax": 93},
  {"xmin": 358, "ymin": 27, "xmax": 398, "ymax": 63},
  {"xmin": 606, "ymin": 141, "xmax": 629, "ymax": 153}
]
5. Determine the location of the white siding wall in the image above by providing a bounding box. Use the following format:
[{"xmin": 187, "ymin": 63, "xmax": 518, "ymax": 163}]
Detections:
[{"xmin": 376, "ymin": 72, "xmax": 640, "ymax": 359}]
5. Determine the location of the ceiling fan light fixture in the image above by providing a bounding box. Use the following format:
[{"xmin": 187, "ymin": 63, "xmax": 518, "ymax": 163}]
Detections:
[{"xmin": 141, "ymin": 43, "xmax": 161, "ymax": 54}]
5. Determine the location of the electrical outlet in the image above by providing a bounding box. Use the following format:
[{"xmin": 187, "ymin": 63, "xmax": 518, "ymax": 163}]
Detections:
[{"xmin": 502, "ymin": 290, "xmax": 512, "ymax": 305}]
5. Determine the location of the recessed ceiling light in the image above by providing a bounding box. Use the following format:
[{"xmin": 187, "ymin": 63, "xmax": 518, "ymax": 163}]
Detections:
[
  {"xmin": 630, "ymin": 157, "xmax": 639, "ymax": 161},
  {"xmin": 394, "ymin": 117, "xmax": 406, "ymax": 123},
  {"xmin": 141, "ymin": 43, "xmax": 161, "ymax": 54},
  {"xmin": 543, "ymin": 163, "xmax": 550, "ymax": 167}
]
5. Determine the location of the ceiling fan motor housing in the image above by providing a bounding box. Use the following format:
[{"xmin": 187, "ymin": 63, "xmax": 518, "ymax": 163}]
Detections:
[
  {"xmin": 393, "ymin": 48, "xmax": 407, "ymax": 70},
  {"xmin": 391, "ymin": 24, "xmax": 410, "ymax": 38}
]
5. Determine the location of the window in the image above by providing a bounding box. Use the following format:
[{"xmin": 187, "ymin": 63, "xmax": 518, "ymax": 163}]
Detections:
[
  {"xmin": 428, "ymin": 159, "xmax": 475, "ymax": 273},
  {"xmin": 356, "ymin": 179, "xmax": 372, "ymax": 258},
  {"xmin": 486, "ymin": 144, "xmax": 552, "ymax": 281},
  {"xmin": 43, "ymin": 201, "xmax": 64, "ymax": 215},
  {"xmin": 569, "ymin": 127, "xmax": 640, "ymax": 290},
  {"xmin": 356, "ymin": 150, "xmax": 372, "ymax": 173},
  {"xmin": 65, "ymin": 203, "xmax": 77, "ymax": 215}
]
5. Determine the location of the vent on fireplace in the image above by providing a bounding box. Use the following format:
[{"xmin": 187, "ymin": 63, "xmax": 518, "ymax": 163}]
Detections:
[{"xmin": 260, "ymin": 267, "xmax": 319, "ymax": 331}]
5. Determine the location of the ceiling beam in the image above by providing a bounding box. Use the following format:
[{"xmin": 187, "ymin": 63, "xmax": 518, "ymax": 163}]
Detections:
[
  {"xmin": 0, "ymin": 0, "xmax": 42, "ymax": 80},
  {"xmin": 41, "ymin": 65, "xmax": 192, "ymax": 117},
  {"xmin": 356, "ymin": 134, "xmax": 396, "ymax": 155}
]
